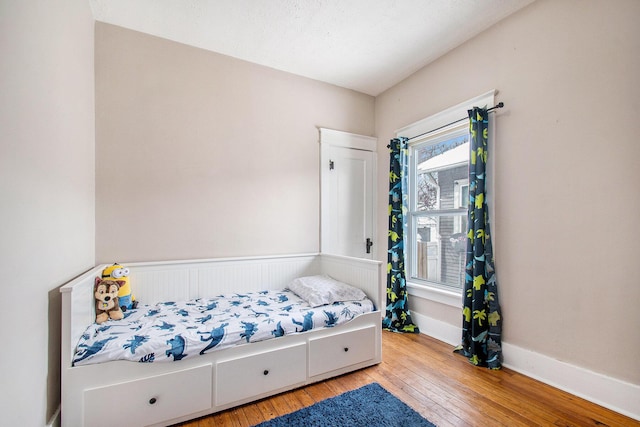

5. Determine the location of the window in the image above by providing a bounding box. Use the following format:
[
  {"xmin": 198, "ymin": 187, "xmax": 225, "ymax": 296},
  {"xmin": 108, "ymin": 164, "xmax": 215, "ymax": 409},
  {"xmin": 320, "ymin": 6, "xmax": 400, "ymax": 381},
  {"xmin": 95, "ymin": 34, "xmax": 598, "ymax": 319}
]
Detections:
[
  {"xmin": 409, "ymin": 126, "xmax": 469, "ymax": 290},
  {"xmin": 395, "ymin": 90, "xmax": 495, "ymax": 304},
  {"xmin": 453, "ymin": 179, "xmax": 469, "ymax": 234}
]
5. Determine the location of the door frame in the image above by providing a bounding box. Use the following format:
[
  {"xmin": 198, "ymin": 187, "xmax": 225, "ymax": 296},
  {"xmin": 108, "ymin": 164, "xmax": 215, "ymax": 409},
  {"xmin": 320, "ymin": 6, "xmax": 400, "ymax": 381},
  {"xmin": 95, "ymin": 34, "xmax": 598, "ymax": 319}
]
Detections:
[{"xmin": 319, "ymin": 128, "xmax": 377, "ymax": 259}]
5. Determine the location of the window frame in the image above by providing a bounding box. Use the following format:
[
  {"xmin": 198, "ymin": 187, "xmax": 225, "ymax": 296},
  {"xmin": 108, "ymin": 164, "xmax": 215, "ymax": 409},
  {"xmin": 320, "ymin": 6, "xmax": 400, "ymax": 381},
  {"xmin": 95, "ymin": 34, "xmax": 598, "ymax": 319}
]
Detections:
[
  {"xmin": 453, "ymin": 179, "xmax": 469, "ymax": 234},
  {"xmin": 408, "ymin": 124, "xmax": 470, "ymax": 292},
  {"xmin": 395, "ymin": 90, "xmax": 495, "ymax": 307}
]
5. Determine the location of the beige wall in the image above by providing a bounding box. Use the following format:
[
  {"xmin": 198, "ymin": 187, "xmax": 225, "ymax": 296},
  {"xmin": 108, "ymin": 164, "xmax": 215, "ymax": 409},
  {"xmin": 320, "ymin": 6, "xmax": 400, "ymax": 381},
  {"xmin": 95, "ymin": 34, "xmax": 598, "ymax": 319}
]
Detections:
[
  {"xmin": 3, "ymin": 2, "xmax": 635, "ymax": 423},
  {"xmin": 95, "ymin": 23, "xmax": 375, "ymax": 263},
  {"xmin": 376, "ymin": 0, "xmax": 640, "ymax": 384},
  {"xmin": 0, "ymin": 1, "xmax": 95, "ymax": 426}
]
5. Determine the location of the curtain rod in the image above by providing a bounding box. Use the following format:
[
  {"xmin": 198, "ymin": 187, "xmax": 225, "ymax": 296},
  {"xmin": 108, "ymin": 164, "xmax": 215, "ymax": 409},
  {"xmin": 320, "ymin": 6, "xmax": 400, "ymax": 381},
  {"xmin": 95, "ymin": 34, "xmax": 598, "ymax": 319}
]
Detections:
[{"xmin": 407, "ymin": 102, "xmax": 505, "ymax": 141}]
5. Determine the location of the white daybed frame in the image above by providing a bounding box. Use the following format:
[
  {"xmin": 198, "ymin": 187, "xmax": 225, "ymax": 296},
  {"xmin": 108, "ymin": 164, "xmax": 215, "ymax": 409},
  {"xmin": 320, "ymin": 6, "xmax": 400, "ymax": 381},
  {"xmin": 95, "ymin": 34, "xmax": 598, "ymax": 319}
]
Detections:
[{"xmin": 61, "ymin": 253, "xmax": 383, "ymax": 427}]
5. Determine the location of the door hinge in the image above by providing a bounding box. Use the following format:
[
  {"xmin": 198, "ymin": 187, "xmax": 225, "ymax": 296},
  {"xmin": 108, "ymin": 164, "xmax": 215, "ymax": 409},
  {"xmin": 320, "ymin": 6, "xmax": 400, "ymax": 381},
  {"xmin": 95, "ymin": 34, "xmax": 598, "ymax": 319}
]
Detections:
[
  {"xmin": 366, "ymin": 238, "xmax": 373, "ymax": 254},
  {"xmin": 329, "ymin": 160, "xmax": 335, "ymax": 170}
]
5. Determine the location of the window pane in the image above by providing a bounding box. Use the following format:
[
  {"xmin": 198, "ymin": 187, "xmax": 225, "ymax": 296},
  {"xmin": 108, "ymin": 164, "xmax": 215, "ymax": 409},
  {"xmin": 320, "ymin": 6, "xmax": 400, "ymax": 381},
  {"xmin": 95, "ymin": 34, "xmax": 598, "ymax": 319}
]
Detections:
[
  {"xmin": 460, "ymin": 185, "xmax": 469, "ymax": 208},
  {"xmin": 414, "ymin": 214, "xmax": 467, "ymax": 289},
  {"xmin": 415, "ymin": 134, "xmax": 469, "ymax": 211}
]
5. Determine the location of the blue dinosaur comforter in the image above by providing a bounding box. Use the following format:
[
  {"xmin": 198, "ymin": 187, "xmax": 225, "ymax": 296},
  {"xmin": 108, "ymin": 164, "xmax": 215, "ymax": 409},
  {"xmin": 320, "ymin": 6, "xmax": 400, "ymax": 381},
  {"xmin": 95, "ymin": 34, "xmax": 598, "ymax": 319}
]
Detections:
[{"xmin": 73, "ymin": 290, "xmax": 375, "ymax": 366}]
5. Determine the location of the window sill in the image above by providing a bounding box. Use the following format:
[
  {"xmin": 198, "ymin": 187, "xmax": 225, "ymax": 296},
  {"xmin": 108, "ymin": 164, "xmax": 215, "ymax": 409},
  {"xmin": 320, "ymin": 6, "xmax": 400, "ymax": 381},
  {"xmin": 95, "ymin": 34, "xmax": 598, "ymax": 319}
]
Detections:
[{"xmin": 407, "ymin": 282, "xmax": 462, "ymax": 308}]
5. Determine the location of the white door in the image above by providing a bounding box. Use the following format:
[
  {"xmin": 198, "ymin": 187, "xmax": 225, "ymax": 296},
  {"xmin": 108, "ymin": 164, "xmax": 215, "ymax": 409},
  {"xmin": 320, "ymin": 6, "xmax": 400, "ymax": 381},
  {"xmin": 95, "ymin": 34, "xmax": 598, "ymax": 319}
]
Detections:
[{"xmin": 320, "ymin": 129, "xmax": 376, "ymax": 259}]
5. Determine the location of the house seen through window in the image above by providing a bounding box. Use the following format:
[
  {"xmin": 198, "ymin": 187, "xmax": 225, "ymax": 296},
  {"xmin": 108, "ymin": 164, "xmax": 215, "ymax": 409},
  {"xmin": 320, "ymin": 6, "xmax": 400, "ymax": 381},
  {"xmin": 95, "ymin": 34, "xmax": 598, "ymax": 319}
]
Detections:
[{"xmin": 409, "ymin": 125, "xmax": 470, "ymax": 291}]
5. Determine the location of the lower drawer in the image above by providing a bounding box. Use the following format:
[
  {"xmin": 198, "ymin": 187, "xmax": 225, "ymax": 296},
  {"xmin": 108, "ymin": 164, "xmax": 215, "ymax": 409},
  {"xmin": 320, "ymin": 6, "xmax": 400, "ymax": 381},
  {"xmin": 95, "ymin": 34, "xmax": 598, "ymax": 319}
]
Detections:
[
  {"xmin": 84, "ymin": 364, "xmax": 212, "ymax": 427},
  {"xmin": 308, "ymin": 325, "xmax": 376, "ymax": 377},
  {"xmin": 215, "ymin": 343, "xmax": 306, "ymax": 406}
]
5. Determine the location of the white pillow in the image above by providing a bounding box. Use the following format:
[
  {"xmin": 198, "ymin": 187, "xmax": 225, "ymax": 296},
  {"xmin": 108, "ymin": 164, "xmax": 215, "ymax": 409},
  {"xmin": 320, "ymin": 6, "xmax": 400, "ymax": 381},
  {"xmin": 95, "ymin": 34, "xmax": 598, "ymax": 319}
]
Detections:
[{"xmin": 287, "ymin": 275, "xmax": 367, "ymax": 307}]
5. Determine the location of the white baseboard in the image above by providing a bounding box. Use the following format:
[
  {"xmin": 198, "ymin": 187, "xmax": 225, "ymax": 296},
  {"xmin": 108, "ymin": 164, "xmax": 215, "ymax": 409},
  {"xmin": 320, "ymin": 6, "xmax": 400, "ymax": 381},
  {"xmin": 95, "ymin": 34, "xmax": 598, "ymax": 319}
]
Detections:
[
  {"xmin": 411, "ymin": 312, "xmax": 640, "ymax": 421},
  {"xmin": 411, "ymin": 311, "xmax": 460, "ymax": 347},
  {"xmin": 502, "ymin": 342, "xmax": 640, "ymax": 422}
]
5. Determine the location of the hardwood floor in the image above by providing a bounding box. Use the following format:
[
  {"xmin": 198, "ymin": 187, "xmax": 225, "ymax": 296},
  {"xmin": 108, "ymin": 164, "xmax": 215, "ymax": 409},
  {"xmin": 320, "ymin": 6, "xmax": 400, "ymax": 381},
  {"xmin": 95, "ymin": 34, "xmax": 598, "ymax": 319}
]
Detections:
[{"xmin": 177, "ymin": 331, "xmax": 638, "ymax": 426}]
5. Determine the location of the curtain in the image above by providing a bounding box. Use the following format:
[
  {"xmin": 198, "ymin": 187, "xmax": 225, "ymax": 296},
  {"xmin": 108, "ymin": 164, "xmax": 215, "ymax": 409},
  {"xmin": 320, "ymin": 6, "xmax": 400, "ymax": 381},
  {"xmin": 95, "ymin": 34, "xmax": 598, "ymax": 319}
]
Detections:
[
  {"xmin": 454, "ymin": 107, "xmax": 503, "ymax": 369},
  {"xmin": 383, "ymin": 137, "xmax": 419, "ymax": 333}
]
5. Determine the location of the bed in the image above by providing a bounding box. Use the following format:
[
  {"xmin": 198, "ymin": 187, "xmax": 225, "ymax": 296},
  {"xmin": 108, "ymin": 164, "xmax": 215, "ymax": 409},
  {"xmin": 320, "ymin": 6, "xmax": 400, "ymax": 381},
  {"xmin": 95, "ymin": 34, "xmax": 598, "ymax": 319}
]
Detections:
[{"xmin": 60, "ymin": 253, "xmax": 383, "ymax": 427}]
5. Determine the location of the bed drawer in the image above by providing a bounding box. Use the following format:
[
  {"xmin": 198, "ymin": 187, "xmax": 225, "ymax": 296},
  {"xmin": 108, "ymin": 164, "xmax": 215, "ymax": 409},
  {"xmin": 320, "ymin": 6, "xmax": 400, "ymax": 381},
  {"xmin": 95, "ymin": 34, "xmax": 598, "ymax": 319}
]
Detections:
[
  {"xmin": 215, "ymin": 343, "xmax": 306, "ymax": 406},
  {"xmin": 83, "ymin": 364, "xmax": 212, "ymax": 427},
  {"xmin": 308, "ymin": 325, "xmax": 376, "ymax": 377}
]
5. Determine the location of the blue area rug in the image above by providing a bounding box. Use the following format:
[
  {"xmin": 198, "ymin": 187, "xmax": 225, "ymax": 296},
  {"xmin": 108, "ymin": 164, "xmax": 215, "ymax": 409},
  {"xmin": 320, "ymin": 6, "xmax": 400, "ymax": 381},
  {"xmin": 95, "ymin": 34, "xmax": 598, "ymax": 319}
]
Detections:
[{"xmin": 253, "ymin": 383, "xmax": 436, "ymax": 427}]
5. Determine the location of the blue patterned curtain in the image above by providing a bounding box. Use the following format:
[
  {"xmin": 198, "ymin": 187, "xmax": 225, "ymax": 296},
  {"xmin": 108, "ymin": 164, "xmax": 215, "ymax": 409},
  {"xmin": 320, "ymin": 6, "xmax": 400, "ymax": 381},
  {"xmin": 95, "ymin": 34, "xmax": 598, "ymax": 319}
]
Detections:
[
  {"xmin": 383, "ymin": 137, "xmax": 419, "ymax": 333},
  {"xmin": 454, "ymin": 107, "xmax": 503, "ymax": 368}
]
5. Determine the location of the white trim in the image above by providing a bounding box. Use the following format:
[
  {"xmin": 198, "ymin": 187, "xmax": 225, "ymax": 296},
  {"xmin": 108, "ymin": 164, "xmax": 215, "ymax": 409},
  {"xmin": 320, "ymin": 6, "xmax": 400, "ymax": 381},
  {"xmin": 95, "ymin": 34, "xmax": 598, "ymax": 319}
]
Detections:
[
  {"xmin": 395, "ymin": 90, "xmax": 496, "ymax": 139},
  {"xmin": 407, "ymin": 282, "xmax": 461, "ymax": 308},
  {"xmin": 318, "ymin": 127, "xmax": 377, "ymax": 152},
  {"xmin": 411, "ymin": 311, "xmax": 460, "ymax": 346},
  {"xmin": 415, "ymin": 323, "xmax": 640, "ymax": 421},
  {"xmin": 502, "ymin": 342, "xmax": 640, "ymax": 421}
]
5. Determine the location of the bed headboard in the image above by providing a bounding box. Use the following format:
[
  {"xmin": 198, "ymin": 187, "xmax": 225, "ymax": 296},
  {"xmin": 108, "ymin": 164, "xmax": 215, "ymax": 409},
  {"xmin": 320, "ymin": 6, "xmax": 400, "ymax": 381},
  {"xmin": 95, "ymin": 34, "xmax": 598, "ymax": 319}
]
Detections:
[{"xmin": 60, "ymin": 253, "xmax": 383, "ymax": 368}]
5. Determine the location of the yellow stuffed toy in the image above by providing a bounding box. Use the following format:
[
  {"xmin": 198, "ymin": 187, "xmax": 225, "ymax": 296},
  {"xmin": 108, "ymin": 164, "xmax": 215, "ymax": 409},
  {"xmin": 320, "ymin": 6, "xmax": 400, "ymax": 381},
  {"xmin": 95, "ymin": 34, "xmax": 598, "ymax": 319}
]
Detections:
[{"xmin": 102, "ymin": 263, "xmax": 137, "ymax": 311}]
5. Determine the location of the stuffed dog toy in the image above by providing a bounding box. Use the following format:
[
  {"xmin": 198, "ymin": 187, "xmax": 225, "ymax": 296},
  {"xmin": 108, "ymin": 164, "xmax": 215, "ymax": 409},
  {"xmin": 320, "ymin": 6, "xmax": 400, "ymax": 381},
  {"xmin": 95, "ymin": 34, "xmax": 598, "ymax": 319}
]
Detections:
[{"xmin": 94, "ymin": 277, "xmax": 125, "ymax": 324}]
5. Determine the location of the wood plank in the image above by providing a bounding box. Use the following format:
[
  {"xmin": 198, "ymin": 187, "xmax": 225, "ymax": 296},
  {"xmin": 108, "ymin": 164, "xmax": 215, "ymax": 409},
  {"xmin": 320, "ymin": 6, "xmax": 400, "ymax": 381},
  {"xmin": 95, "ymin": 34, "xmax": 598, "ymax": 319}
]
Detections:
[
  {"xmin": 174, "ymin": 331, "xmax": 639, "ymax": 427},
  {"xmin": 254, "ymin": 399, "xmax": 278, "ymax": 422},
  {"xmin": 268, "ymin": 393, "xmax": 295, "ymax": 417},
  {"xmin": 238, "ymin": 403, "xmax": 264, "ymax": 427},
  {"xmin": 227, "ymin": 407, "xmax": 250, "ymax": 427},
  {"xmin": 290, "ymin": 388, "xmax": 316, "ymax": 408},
  {"xmin": 300, "ymin": 380, "xmax": 335, "ymax": 402}
]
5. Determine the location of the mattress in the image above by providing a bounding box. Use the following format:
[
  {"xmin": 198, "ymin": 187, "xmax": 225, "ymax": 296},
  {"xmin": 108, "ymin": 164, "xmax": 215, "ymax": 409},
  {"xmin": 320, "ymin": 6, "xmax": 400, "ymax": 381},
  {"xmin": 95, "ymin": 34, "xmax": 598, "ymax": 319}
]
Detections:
[{"xmin": 73, "ymin": 289, "xmax": 374, "ymax": 366}]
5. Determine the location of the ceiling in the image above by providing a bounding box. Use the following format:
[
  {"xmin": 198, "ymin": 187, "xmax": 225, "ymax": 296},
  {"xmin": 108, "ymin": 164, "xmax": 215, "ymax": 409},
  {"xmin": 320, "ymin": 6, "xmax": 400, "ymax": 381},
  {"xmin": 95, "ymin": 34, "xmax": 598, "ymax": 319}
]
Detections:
[{"xmin": 89, "ymin": 0, "xmax": 534, "ymax": 96}]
